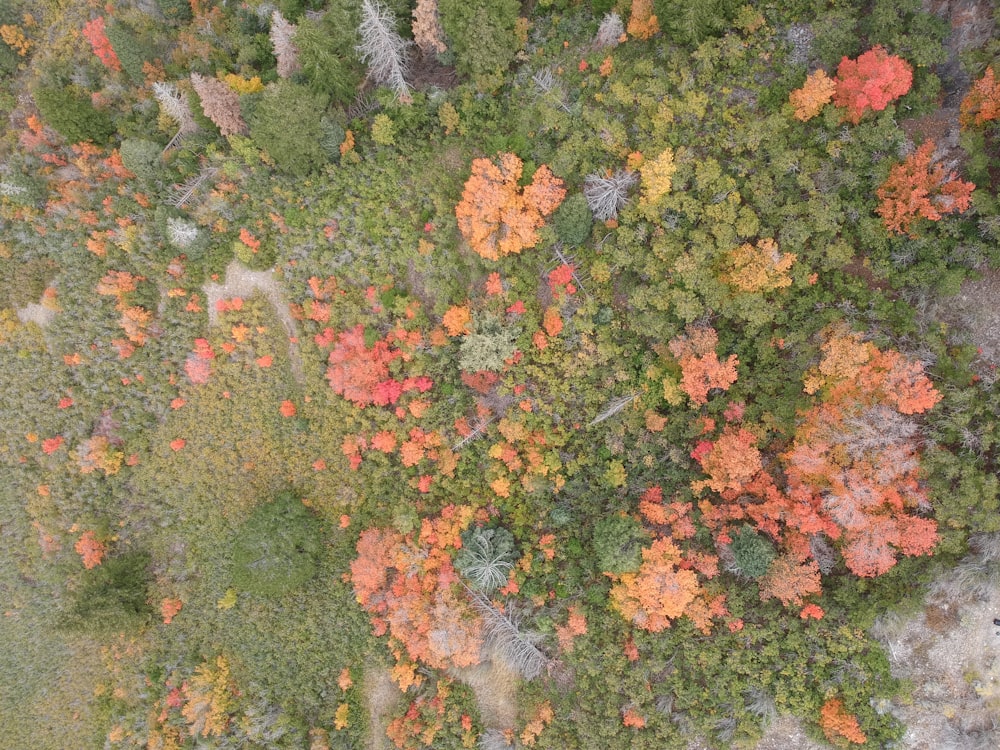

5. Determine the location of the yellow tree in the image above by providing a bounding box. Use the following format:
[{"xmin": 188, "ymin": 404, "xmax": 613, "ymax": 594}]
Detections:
[{"xmin": 722, "ymin": 238, "xmax": 796, "ymax": 293}]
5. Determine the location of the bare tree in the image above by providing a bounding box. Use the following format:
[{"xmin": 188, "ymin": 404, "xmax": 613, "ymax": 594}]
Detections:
[
  {"xmin": 594, "ymin": 12, "xmax": 625, "ymax": 49},
  {"xmin": 270, "ymin": 10, "xmax": 302, "ymax": 79},
  {"xmin": 356, "ymin": 0, "xmax": 412, "ymax": 102},
  {"xmin": 468, "ymin": 589, "xmax": 548, "ymax": 680},
  {"xmin": 583, "ymin": 169, "xmax": 638, "ymax": 221},
  {"xmin": 152, "ymin": 81, "xmax": 198, "ymax": 151}
]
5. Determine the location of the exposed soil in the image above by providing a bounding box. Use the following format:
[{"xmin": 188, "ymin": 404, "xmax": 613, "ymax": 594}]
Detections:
[
  {"xmin": 364, "ymin": 667, "xmax": 404, "ymax": 750},
  {"xmin": 202, "ymin": 260, "xmax": 305, "ymax": 384},
  {"xmin": 15, "ymin": 301, "xmax": 56, "ymax": 329}
]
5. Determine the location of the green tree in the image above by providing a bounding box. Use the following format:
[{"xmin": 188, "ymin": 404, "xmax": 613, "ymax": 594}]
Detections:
[
  {"xmin": 439, "ymin": 0, "xmax": 520, "ymax": 91},
  {"xmin": 33, "ymin": 85, "xmax": 115, "ymax": 144},
  {"xmin": 248, "ymin": 81, "xmax": 328, "ymax": 176}
]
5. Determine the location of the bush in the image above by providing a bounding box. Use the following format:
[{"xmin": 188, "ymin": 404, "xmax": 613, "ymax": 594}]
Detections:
[
  {"xmin": 553, "ymin": 193, "xmax": 593, "ymax": 247},
  {"xmin": 248, "ymin": 81, "xmax": 328, "ymax": 176},
  {"xmin": 231, "ymin": 491, "xmax": 323, "ymax": 597},
  {"xmin": 33, "ymin": 85, "xmax": 115, "ymax": 144},
  {"xmin": 62, "ymin": 551, "xmax": 152, "ymax": 633},
  {"xmin": 593, "ymin": 515, "xmax": 650, "ymax": 575}
]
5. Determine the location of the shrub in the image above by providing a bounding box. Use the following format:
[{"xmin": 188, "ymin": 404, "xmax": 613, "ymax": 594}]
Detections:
[
  {"xmin": 231, "ymin": 491, "xmax": 323, "ymax": 597},
  {"xmin": 248, "ymin": 81, "xmax": 328, "ymax": 176}
]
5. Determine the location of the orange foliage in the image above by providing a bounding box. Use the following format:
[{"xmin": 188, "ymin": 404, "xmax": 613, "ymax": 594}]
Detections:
[
  {"xmin": 161, "ymin": 598, "xmax": 183, "ymax": 624},
  {"xmin": 784, "ymin": 325, "xmax": 940, "ymax": 577},
  {"xmin": 441, "ymin": 304, "xmax": 471, "ymax": 336},
  {"xmin": 351, "ymin": 507, "xmax": 484, "ymax": 670},
  {"xmin": 692, "ymin": 426, "xmax": 762, "ymax": 495},
  {"xmin": 555, "ymin": 604, "xmax": 587, "ymax": 653},
  {"xmin": 627, "ymin": 0, "xmax": 659, "ymax": 40},
  {"xmin": 722, "ymin": 238, "xmax": 796, "ymax": 293},
  {"xmin": 758, "ymin": 556, "xmax": 821, "ymax": 607},
  {"xmin": 833, "ymin": 46, "xmax": 912, "ymax": 124},
  {"xmin": 75, "ymin": 530, "xmax": 106, "ymax": 569},
  {"xmin": 520, "ymin": 701, "xmax": 554, "ymax": 747},
  {"xmin": 542, "ymin": 306, "xmax": 563, "ymax": 337},
  {"xmin": 789, "ymin": 69, "xmax": 836, "ymax": 121},
  {"xmin": 876, "ymin": 140, "xmax": 974, "ymax": 236},
  {"xmin": 610, "ymin": 539, "xmax": 703, "ymax": 633},
  {"xmin": 668, "ymin": 326, "xmax": 739, "ymax": 406},
  {"xmin": 455, "ymin": 153, "xmax": 565, "ymax": 260},
  {"xmin": 961, "ymin": 66, "xmax": 1000, "ymax": 127},
  {"xmin": 819, "ymin": 698, "xmax": 867, "ymax": 745}
]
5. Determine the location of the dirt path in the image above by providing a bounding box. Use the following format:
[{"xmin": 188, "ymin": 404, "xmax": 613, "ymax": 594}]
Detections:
[
  {"xmin": 364, "ymin": 667, "xmax": 403, "ymax": 750},
  {"xmin": 202, "ymin": 260, "xmax": 304, "ymax": 384},
  {"xmin": 450, "ymin": 659, "xmax": 520, "ymax": 731}
]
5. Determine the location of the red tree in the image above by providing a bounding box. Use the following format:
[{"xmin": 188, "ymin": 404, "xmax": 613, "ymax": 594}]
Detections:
[
  {"xmin": 82, "ymin": 17, "xmax": 121, "ymax": 72},
  {"xmin": 833, "ymin": 46, "xmax": 912, "ymax": 124}
]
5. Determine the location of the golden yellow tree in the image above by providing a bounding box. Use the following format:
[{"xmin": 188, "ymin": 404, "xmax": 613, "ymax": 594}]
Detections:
[{"xmin": 722, "ymin": 238, "xmax": 796, "ymax": 293}]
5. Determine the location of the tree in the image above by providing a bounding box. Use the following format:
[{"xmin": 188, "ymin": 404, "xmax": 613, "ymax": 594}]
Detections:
[
  {"xmin": 152, "ymin": 81, "xmax": 199, "ymax": 136},
  {"xmin": 74, "ymin": 530, "xmax": 106, "ymax": 569},
  {"xmin": 833, "ymin": 46, "xmax": 913, "ymax": 124},
  {"xmin": 960, "ymin": 66, "xmax": 1000, "ymax": 127},
  {"xmin": 439, "ymin": 0, "xmax": 520, "ymax": 91},
  {"xmin": 105, "ymin": 19, "xmax": 146, "ymax": 83},
  {"xmin": 81, "ymin": 17, "xmax": 120, "ymax": 72},
  {"xmin": 876, "ymin": 140, "xmax": 974, "ymax": 236},
  {"xmin": 594, "ymin": 12, "xmax": 625, "ymax": 49},
  {"xmin": 583, "ymin": 169, "xmax": 637, "ymax": 221},
  {"xmin": 758, "ymin": 556, "xmax": 821, "ymax": 607},
  {"xmin": 789, "ymin": 69, "xmax": 836, "ymax": 121},
  {"xmin": 667, "ymin": 325, "xmax": 739, "ymax": 406},
  {"xmin": 412, "ymin": 0, "xmax": 447, "ymax": 54},
  {"xmin": 190, "ymin": 73, "xmax": 247, "ymax": 136},
  {"xmin": 627, "ymin": 0, "xmax": 660, "ymax": 41},
  {"xmin": 248, "ymin": 81, "xmax": 328, "ymax": 176},
  {"xmin": 33, "ymin": 85, "xmax": 115, "ymax": 144},
  {"xmin": 638, "ymin": 148, "xmax": 676, "ymax": 206},
  {"xmin": 270, "ymin": 10, "xmax": 301, "ymax": 79},
  {"xmin": 455, "ymin": 153, "xmax": 565, "ymax": 260},
  {"xmin": 692, "ymin": 426, "xmax": 762, "ymax": 495},
  {"xmin": 721, "ymin": 238, "xmax": 796, "ymax": 293},
  {"xmin": 356, "ymin": 0, "xmax": 411, "ymax": 101}
]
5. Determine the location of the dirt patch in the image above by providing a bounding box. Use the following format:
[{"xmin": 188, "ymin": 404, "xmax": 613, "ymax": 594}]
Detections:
[
  {"xmin": 872, "ymin": 549, "xmax": 1000, "ymax": 749},
  {"xmin": 364, "ymin": 667, "xmax": 404, "ymax": 750},
  {"xmin": 920, "ymin": 267, "xmax": 1000, "ymax": 373},
  {"xmin": 450, "ymin": 659, "xmax": 521, "ymax": 731},
  {"xmin": 202, "ymin": 260, "xmax": 304, "ymax": 383}
]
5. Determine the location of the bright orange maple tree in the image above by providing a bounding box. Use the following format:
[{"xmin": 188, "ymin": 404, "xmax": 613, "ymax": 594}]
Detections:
[
  {"xmin": 789, "ymin": 69, "xmax": 836, "ymax": 121},
  {"xmin": 876, "ymin": 140, "xmax": 974, "ymax": 236},
  {"xmin": 819, "ymin": 697, "xmax": 867, "ymax": 745},
  {"xmin": 455, "ymin": 153, "xmax": 565, "ymax": 261}
]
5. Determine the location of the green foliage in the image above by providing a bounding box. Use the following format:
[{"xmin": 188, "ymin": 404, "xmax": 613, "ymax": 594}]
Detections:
[
  {"xmin": 230, "ymin": 491, "xmax": 323, "ymax": 597},
  {"xmin": 119, "ymin": 138, "xmax": 162, "ymax": 181},
  {"xmin": 0, "ymin": 257, "xmax": 56, "ymax": 309},
  {"xmin": 553, "ymin": 192, "xmax": 593, "ymax": 247},
  {"xmin": 105, "ymin": 19, "xmax": 147, "ymax": 84},
  {"xmin": 62, "ymin": 551, "xmax": 153, "ymax": 634},
  {"xmin": 33, "ymin": 85, "xmax": 115, "ymax": 144},
  {"xmin": 729, "ymin": 525, "xmax": 775, "ymax": 579},
  {"xmin": 458, "ymin": 313, "xmax": 519, "ymax": 372},
  {"xmin": 249, "ymin": 81, "xmax": 328, "ymax": 176},
  {"xmin": 156, "ymin": 0, "xmax": 192, "ymax": 23},
  {"xmin": 655, "ymin": 0, "xmax": 742, "ymax": 47},
  {"xmin": 293, "ymin": 12, "xmax": 363, "ymax": 106},
  {"xmin": 438, "ymin": 0, "xmax": 521, "ymax": 91},
  {"xmin": 592, "ymin": 515, "xmax": 650, "ymax": 575}
]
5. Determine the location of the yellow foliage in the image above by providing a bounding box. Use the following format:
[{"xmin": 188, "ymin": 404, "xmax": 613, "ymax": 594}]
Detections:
[
  {"xmin": 0, "ymin": 24, "xmax": 32, "ymax": 56},
  {"xmin": 639, "ymin": 148, "xmax": 676, "ymax": 206},
  {"xmin": 221, "ymin": 73, "xmax": 264, "ymax": 94},
  {"xmin": 722, "ymin": 238, "xmax": 796, "ymax": 293}
]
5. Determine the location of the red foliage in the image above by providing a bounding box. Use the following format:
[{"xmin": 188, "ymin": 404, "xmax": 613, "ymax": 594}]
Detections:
[
  {"xmin": 833, "ymin": 46, "xmax": 913, "ymax": 124},
  {"xmin": 324, "ymin": 324, "xmax": 431, "ymax": 408},
  {"xmin": 876, "ymin": 140, "xmax": 974, "ymax": 236},
  {"xmin": 82, "ymin": 17, "xmax": 121, "ymax": 72}
]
